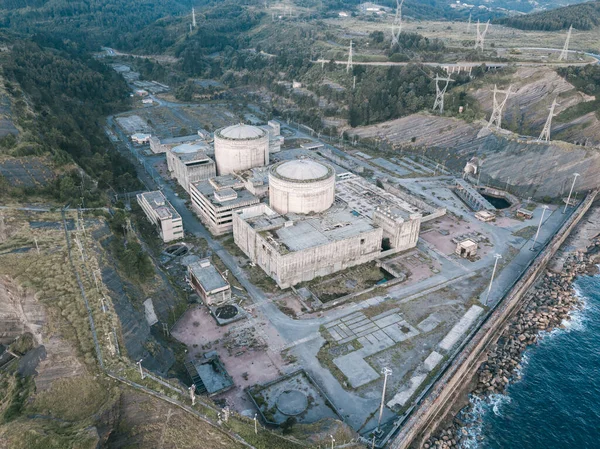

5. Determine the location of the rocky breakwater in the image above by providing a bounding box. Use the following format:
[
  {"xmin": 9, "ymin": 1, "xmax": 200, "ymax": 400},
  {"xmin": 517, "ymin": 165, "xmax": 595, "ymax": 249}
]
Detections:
[{"xmin": 421, "ymin": 239, "xmax": 600, "ymax": 449}]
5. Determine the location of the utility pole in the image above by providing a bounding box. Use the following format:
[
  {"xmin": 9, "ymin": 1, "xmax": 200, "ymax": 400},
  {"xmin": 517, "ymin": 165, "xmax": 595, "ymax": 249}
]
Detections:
[
  {"xmin": 474, "ymin": 20, "xmax": 490, "ymax": 51},
  {"xmin": 563, "ymin": 172, "xmax": 580, "ymax": 213},
  {"xmin": 558, "ymin": 25, "xmax": 572, "ymax": 61},
  {"xmin": 487, "ymin": 84, "xmax": 512, "ymax": 129},
  {"xmin": 538, "ymin": 98, "xmax": 559, "ymax": 142},
  {"xmin": 531, "ymin": 205, "xmax": 549, "ymax": 250},
  {"xmin": 34, "ymin": 237, "xmax": 39, "ymax": 254},
  {"xmin": 485, "ymin": 254, "xmax": 502, "ymax": 305},
  {"xmin": 330, "ymin": 435, "xmax": 335, "ymax": 449},
  {"xmin": 346, "ymin": 40, "xmax": 353, "ymax": 73},
  {"xmin": 432, "ymin": 75, "xmax": 454, "ymax": 114},
  {"xmin": 254, "ymin": 413, "xmax": 258, "ymax": 434},
  {"xmin": 377, "ymin": 367, "xmax": 392, "ymax": 431},
  {"xmin": 353, "ymin": 75, "xmax": 356, "ymax": 90},
  {"xmin": 189, "ymin": 384, "xmax": 196, "ymax": 406},
  {"xmin": 391, "ymin": 0, "xmax": 404, "ymax": 47},
  {"xmin": 467, "ymin": 11, "xmax": 472, "ymax": 33},
  {"xmin": 137, "ymin": 359, "xmax": 145, "ymax": 379},
  {"xmin": 192, "ymin": 7, "xmax": 197, "ymax": 28}
]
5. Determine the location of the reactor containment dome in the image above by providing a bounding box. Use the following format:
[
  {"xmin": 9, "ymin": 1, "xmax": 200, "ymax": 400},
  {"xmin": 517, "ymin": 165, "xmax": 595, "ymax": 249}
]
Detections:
[
  {"xmin": 269, "ymin": 159, "xmax": 335, "ymax": 215},
  {"xmin": 214, "ymin": 124, "xmax": 269, "ymax": 175}
]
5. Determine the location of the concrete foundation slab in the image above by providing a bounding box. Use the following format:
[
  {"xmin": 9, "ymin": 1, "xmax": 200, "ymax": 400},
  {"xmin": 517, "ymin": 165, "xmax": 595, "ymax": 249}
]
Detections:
[
  {"xmin": 424, "ymin": 351, "xmax": 444, "ymax": 371},
  {"xmin": 333, "ymin": 353, "xmax": 380, "ymax": 388},
  {"xmin": 417, "ymin": 314, "xmax": 442, "ymax": 333},
  {"xmin": 438, "ymin": 305, "xmax": 484, "ymax": 351}
]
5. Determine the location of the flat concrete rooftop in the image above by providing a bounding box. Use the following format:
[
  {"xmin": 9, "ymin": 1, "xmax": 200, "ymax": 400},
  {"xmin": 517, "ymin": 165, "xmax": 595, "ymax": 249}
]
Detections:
[
  {"xmin": 336, "ymin": 174, "xmax": 422, "ymax": 220},
  {"xmin": 189, "ymin": 260, "xmax": 229, "ymax": 293},
  {"xmin": 193, "ymin": 178, "xmax": 258, "ymax": 209},
  {"xmin": 139, "ymin": 191, "xmax": 180, "ymax": 220}
]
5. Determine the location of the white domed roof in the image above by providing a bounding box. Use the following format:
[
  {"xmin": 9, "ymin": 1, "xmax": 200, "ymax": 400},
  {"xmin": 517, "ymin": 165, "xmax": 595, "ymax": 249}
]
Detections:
[
  {"xmin": 218, "ymin": 123, "xmax": 265, "ymax": 140},
  {"xmin": 274, "ymin": 159, "xmax": 332, "ymax": 181}
]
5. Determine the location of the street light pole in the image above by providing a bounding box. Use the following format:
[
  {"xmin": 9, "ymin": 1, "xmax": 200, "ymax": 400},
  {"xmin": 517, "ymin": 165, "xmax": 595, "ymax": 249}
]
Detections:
[
  {"xmin": 377, "ymin": 367, "xmax": 392, "ymax": 431},
  {"xmin": 330, "ymin": 435, "xmax": 335, "ymax": 449},
  {"xmin": 485, "ymin": 254, "xmax": 502, "ymax": 305},
  {"xmin": 254, "ymin": 413, "xmax": 258, "ymax": 434},
  {"xmin": 563, "ymin": 172, "xmax": 580, "ymax": 214},
  {"xmin": 137, "ymin": 359, "xmax": 145, "ymax": 380},
  {"xmin": 531, "ymin": 205, "xmax": 549, "ymax": 251}
]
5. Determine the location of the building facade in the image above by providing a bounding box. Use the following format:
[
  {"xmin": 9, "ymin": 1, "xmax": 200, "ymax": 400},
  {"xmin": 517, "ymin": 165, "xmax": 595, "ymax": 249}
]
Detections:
[
  {"xmin": 136, "ymin": 191, "xmax": 184, "ymax": 242},
  {"xmin": 190, "ymin": 175, "xmax": 260, "ymax": 235},
  {"xmin": 188, "ymin": 259, "xmax": 231, "ymax": 305},
  {"xmin": 166, "ymin": 144, "xmax": 216, "ymax": 193}
]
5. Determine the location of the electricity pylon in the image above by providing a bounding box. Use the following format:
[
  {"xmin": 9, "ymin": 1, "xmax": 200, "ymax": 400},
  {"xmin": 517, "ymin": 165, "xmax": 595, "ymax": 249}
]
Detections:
[
  {"xmin": 432, "ymin": 75, "xmax": 454, "ymax": 114},
  {"xmin": 391, "ymin": 0, "xmax": 404, "ymax": 47},
  {"xmin": 538, "ymin": 98, "xmax": 559, "ymax": 142},
  {"xmin": 558, "ymin": 25, "xmax": 572, "ymax": 61},
  {"xmin": 474, "ymin": 20, "xmax": 490, "ymax": 51},
  {"xmin": 346, "ymin": 40, "xmax": 353, "ymax": 73},
  {"xmin": 487, "ymin": 84, "xmax": 512, "ymax": 129},
  {"xmin": 467, "ymin": 12, "xmax": 472, "ymax": 33}
]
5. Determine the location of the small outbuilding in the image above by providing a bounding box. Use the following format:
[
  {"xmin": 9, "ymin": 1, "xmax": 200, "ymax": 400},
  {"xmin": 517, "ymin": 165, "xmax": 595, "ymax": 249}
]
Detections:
[
  {"xmin": 516, "ymin": 208, "xmax": 534, "ymax": 219},
  {"xmin": 188, "ymin": 259, "xmax": 231, "ymax": 305},
  {"xmin": 455, "ymin": 239, "xmax": 478, "ymax": 258},
  {"xmin": 475, "ymin": 210, "xmax": 495, "ymax": 222}
]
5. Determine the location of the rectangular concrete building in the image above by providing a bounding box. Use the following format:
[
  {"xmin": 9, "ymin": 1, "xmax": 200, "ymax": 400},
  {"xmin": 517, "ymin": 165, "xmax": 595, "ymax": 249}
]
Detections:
[
  {"xmin": 190, "ymin": 175, "xmax": 260, "ymax": 236},
  {"xmin": 188, "ymin": 259, "xmax": 231, "ymax": 305},
  {"xmin": 166, "ymin": 146, "xmax": 216, "ymax": 193},
  {"xmin": 233, "ymin": 174, "xmax": 423, "ymax": 289},
  {"xmin": 136, "ymin": 191, "xmax": 184, "ymax": 242}
]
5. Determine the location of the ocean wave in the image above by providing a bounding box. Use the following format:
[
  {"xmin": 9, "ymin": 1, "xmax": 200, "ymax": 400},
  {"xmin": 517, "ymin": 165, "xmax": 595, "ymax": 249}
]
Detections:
[{"xmin": 458, "ymin": 394, "xmax": 512, "ymax": 448}]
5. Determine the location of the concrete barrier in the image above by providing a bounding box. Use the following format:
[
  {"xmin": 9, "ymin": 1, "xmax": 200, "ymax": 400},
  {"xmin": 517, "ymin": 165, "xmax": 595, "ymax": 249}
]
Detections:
[{"xmin": 388, "ymin": 190, "xmax": 598, "ymax": 449}]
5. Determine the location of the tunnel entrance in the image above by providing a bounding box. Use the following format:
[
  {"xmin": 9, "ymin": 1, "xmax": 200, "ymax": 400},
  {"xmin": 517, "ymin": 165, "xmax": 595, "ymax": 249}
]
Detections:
[{"xmin": 480, "ymin": 193, "xmax": 511, "ymax": 209}]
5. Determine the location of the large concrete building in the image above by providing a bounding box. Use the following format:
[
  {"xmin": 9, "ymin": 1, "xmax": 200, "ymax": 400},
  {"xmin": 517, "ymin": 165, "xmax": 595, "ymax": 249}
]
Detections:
[
  {"xmin": 214, "ymin": 124, "xmax": 269, "ymax": 175},
  {"xmin": 269, "ymin": 159, "xmax": 336, "ymax": 215},
  {"xmin": 166, "ymin": 142, "xmax": 216, "ymax": 193},
  {"xmin": 190, "ymin": 175, "xmax": 260, "ymax": 235},
  {"xmin": 136, "ymin": 191, "xmax": 184, "ymax": 242},
  {"xmin": 233, "ymin": 168, "xmax": 423, "ymax": 289}
]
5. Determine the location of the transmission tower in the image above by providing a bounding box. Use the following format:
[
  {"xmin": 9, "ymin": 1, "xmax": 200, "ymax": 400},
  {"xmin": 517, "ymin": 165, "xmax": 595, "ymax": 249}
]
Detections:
[
  {"xmin": 192, "ymin": 7, "xmax": 197, "ymax": 28},
  {"xmin": 474, "ymin": 20, "xmax": 490, "ymax": 51},
  {"xmin": 346, "ymin": 40, "xmax": 353, "ymax": 73},
  {"xmin": 558, "ymin": 25, "xmax": 572, "ymax": 61},
  {"xmin": 487, "ymin": 84, "xmax": 512, "ymax": 129},
  {"xmin": 538, "ymin": 98, "xmax": 559, "ymax": 142},
  {"xmin": 432, "ymin": 75, "xmax": 454, "ymax": 114},
  {"xmin": 391, "ymin": 0, "xmax": 404, "ymax": 47},
  {"xmin": 467, "ymin": 12, "xmax": 472, "ymax": 33}
]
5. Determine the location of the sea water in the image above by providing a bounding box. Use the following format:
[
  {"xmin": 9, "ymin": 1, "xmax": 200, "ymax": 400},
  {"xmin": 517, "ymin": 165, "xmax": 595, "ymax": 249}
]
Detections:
[{"xmin": 461, "ymin": 274, "xmax": 600, "ymax": 449}]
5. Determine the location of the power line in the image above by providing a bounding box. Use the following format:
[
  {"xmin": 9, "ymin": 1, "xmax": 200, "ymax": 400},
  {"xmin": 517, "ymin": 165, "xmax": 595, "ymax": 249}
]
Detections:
[{"xmin": 558, "ymin": 25, "xmax": 572, "ymax": 61}]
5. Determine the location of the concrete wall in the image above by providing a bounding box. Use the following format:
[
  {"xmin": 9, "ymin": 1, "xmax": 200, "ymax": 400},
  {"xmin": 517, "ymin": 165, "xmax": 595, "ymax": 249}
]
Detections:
[
  {"xmin": 373, "ymin": 211, "xmax": 421, "ymax": 251},
  {"xmin": 233, "ymin": 211, "xmax": 383, "ymax": 289},
  {"xmin": 388, "ymin": 190, "xmax": 598, "ymax": 449},
  {"xmin": 166, "ymin": 152, "xmax": 216, "ymax": 193}
]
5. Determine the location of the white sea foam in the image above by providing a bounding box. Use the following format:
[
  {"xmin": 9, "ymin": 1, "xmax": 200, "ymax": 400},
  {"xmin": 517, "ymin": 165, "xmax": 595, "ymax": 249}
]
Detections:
[{"xmin": 458, "ymin": 393, "xmax": 511, "ymax": 448}]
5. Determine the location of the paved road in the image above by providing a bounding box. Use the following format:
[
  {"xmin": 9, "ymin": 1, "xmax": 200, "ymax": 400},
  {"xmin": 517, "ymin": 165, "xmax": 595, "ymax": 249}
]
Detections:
[{"xmin": 313, "ymin": 47, "xmax": 600, "ymax": 69}]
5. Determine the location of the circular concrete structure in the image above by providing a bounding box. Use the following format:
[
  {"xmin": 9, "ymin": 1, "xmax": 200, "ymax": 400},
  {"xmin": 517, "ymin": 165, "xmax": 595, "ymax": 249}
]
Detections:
[
  {"xmin": 276, "ymin": 390, "xmax": 308, "ymax": 416},
  {"xmin": 269, "ymin": 159, "xmax": 335, "ymax": 215},
  {"xmin": 214, "ymin": 124, "xmax": 268, "ymax": 175}
]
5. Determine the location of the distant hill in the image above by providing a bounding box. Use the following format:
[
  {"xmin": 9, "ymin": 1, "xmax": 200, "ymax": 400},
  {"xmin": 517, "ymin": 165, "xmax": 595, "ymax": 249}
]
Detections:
[
  {"xmin": 496, "ymin": 1, "xmax": 600, "ymax": 30},
  {"xmin": 0, "ymin": 0, "xmax": 196, "ymax": 48}
]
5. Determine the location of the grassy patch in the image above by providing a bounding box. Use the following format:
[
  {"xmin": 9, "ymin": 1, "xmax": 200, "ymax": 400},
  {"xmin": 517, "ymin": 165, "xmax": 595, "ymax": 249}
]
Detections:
[{"xmin": 32, "ymin": 376, "xmax": 114, "ymax": 421}]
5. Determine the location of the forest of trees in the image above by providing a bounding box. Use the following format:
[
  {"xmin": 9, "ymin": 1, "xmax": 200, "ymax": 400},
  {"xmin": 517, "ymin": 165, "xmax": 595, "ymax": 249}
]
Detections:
[
  {"xmin": 1, "ymin": 34, "xmax": 140, "ymax": 200},
  {"xmin": 497, "ymin": 1, "xmax": 600, "ymax": 31}
]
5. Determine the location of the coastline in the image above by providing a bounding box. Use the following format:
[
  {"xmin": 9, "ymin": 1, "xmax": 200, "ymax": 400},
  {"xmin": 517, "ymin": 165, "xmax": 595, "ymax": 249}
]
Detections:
[{"xmin": 421, "ymin": 205, "xmax": 600, "ymax": 449}]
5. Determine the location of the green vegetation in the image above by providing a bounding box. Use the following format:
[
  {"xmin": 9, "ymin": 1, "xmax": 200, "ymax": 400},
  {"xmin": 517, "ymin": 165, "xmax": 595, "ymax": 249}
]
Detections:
[
  {"xmin": 496, "ymin": 1, "xmax": 600, "ymax": 31},
  {"xmin": 556, "ymin": 65, "xmax": 600, "ymax": 121}
]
